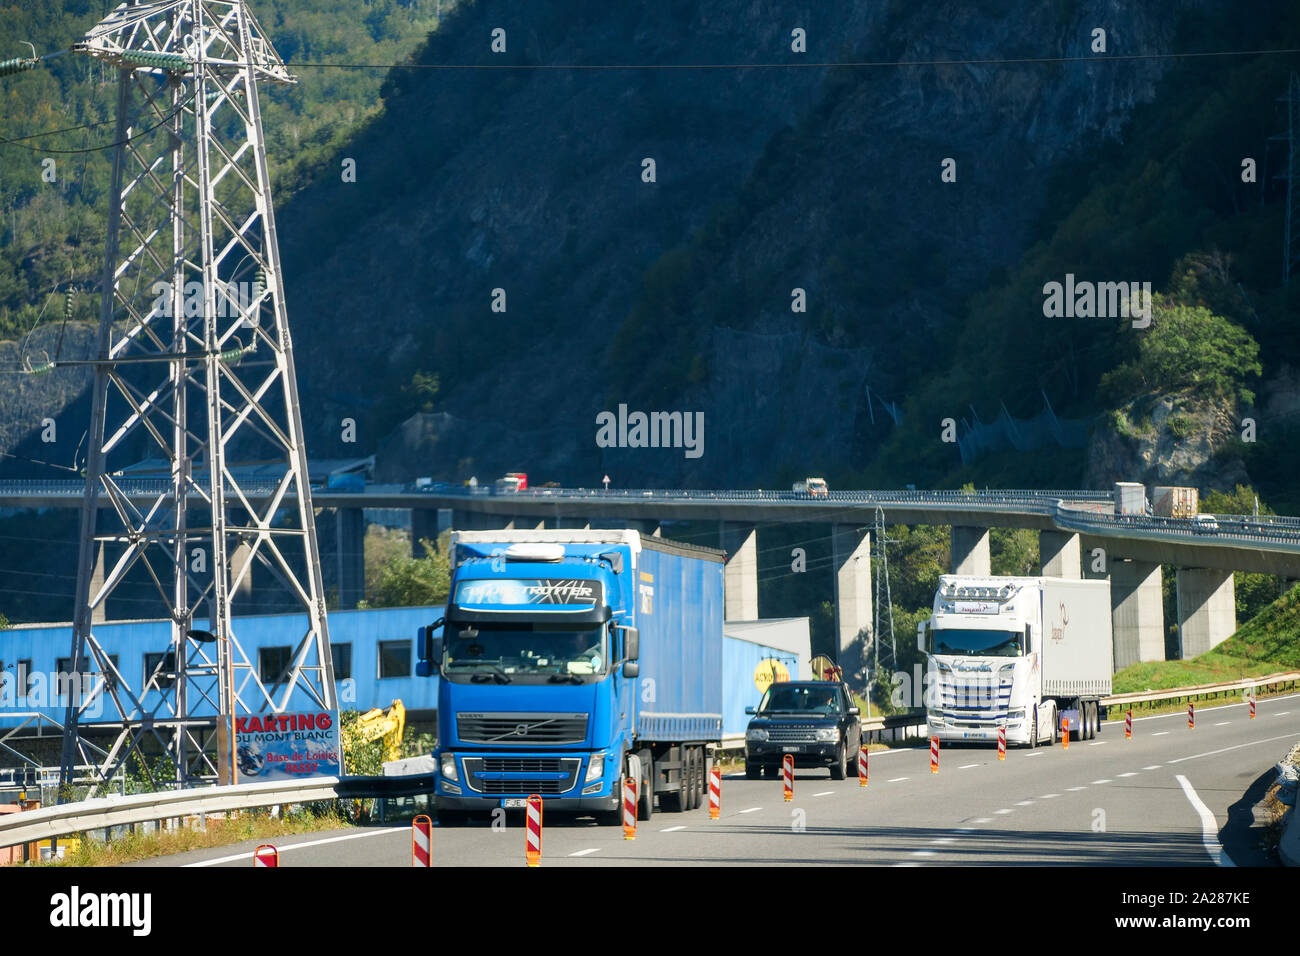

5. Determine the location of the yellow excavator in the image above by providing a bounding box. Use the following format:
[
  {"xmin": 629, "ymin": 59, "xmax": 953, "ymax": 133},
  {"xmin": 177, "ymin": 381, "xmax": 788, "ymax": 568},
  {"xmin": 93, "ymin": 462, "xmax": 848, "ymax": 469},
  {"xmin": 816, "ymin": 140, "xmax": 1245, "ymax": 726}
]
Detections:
[{"xmin": 346, "ymin": 700, "xmax": 406, "ymax": 764}]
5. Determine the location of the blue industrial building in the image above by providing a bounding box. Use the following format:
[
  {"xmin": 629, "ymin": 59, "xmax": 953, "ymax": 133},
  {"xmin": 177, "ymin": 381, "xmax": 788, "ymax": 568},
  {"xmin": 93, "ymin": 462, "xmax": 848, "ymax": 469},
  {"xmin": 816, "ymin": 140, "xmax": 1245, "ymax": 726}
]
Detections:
[{"xmin": 0, "ymin": 607, "xmax": 809, "ymax": 737}]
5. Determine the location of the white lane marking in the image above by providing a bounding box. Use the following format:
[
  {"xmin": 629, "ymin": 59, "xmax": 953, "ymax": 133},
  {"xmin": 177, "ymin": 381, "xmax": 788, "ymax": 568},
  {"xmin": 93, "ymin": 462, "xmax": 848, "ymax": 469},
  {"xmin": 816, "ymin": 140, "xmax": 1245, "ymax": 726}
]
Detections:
[
  {"xmin": 1176, "ymin": 774, "xmax": 1235, "ymax": 868},
  {"xmin": 660, "ymin": 825, "xmax": 687, "ymax": 832},
  {"xmin": 911, "ymin": 850, "xmax": 936, "ymax": 857},
  {"xmin": 1166, "ymin": 731, "xmax": 1300, "ymax": 765},
  {"xmin": 1143, "ymin": 765, "xmax": 1162, "ymax": 770},
  {"xmin": 1092, "ymin": 779, "xmax": 1112, "ymax": 785},
  {"xmin": 1015, "ymin": 800, "xmax": 1033, "ymax": 806},
  {"xmin": 959, "ymin": 763, "xmax": 979, "ymax": 769},
  {"xmin": 1040, "ymin": 793, "xmax": 1060, "ymax": 799},
  {"xmin": 183, "ymin": 826, "xmax": 406, "ymax": 867},
  {"xmin": 570, "ymin": 848, "xmax": 601, "ymax": 857},
  {"xmin": 1088, "ymin": 741, "xmax": 1107, "ymax": 746},
  {"xmin": 1152, "ymin": 731, "xmax": 1169, "ymax": 736},
  {"xmin": 813, "ymin": 790, "xmax": 834, "ymax": 797},
  {"xmin": 995, "ymin": 808, "xmax": 1013, "ymax": 815},
  {"xmin": 931, "ymin": 838, "xmax": 956, "ymax": 845},
  {"xmin": 1214, "ymin": 721, "xmax": 1230, "ymax": 727},
  {"xmin": 1024, "ymin": 752, "xmax": 1044, "ymax": 758},
  {"xmin": 1066, "ymin": 786, "xmax": 1086, "ymax": 791},
  {"xmin": 888, "ymin": 776, "xmax": 909, "ymax": 783},
  {"xmin": 738, "ymin": 807, "xmax": 763, "ymax": 814},
  {"xmin": 1118, "ymin": 772, "xmax": 1138, "ymax": 778},
  {"xmin": 971, "ymin": 817, "xmax": 992, "ymax": 824},
  {"xmin": 1277, "ymin": 711, "xmax": 1292, "ymax": 717}
]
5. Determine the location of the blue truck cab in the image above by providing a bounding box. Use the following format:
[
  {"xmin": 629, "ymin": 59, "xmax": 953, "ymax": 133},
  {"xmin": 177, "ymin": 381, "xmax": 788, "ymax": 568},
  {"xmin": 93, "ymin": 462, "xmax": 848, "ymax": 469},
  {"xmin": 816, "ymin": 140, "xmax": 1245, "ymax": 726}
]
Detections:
[{"xmin": 417, "ymin": 530, "xmax": 724, "ymax": 824}]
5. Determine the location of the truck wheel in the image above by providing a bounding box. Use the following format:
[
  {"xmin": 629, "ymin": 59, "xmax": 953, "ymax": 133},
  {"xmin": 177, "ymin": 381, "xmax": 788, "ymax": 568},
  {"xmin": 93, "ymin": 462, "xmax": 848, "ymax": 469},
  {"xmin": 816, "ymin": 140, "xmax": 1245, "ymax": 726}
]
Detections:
[
  {"xmin": 745, "ymin": 761, "xmax": 761, "ymax": 780},
  {"xmin": 600, "ymin": 769, "xmax": 627, "ymax": 826},
  {"xmin": 847, "ymin": 742, "xmax": 860, "ymax": 777},
  {"xmin": 1051, "ymin": 706, "xmax": 1060, "ymax": 744},
  {"xmin": 830, "ymin": 743, "xmax": 846, "ymax": 780},
  {"xmin": 1028, "ymin": 710, "xmax": 1038, "ymax": 749}
]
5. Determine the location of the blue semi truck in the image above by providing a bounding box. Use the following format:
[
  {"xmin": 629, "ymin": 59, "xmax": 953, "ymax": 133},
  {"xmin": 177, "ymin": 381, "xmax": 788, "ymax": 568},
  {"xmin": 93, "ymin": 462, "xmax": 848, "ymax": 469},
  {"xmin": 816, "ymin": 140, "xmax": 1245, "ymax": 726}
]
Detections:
[{"xmin": 416, "ymin": 529, "xmax": 724, "ymax": 824}]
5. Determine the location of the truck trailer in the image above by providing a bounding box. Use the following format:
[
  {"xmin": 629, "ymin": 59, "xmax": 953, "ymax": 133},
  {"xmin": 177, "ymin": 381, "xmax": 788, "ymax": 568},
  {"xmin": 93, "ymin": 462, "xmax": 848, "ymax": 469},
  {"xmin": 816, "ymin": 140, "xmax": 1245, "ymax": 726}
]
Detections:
[
  {"xmin": 918, "ymin": 575, "xmax": 1113, "ymax": 747},
  {"xmin": 416, "ymin": 529, "xmax": 724, "ymax": 824}
]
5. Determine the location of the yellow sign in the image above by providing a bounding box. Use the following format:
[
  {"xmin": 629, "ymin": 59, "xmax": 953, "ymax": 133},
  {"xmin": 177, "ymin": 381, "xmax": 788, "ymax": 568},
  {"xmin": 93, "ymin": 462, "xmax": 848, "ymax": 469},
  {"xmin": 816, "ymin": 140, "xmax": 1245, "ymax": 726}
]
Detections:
[{"xmin": 753, "ymin": 658, "xmax": 791, "ymax": 692}]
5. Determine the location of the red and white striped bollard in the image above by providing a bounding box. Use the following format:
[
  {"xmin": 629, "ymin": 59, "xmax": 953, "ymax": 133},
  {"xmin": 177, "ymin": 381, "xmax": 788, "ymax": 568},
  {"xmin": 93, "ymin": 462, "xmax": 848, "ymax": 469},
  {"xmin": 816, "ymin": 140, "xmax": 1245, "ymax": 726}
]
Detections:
[
  {"xmin": 858, "ymin": 745, "xmax": 869, "ymax": 785},
  {"xmin": 1188, "ymin": 702, "xmax": 1195, "ymax": 729},
  {"xmin": 253, "ymin": 844, "xmax": 278, "ymax": 868},
  {"xmin": 412, "ymin": 814, "xmax": 432, "ymax": 867},
  {"xmin": 622, "ymin": 775, "xmax": 637, "ymax": 840},
  {"xmin": 997, "ymin": 725, "xmax": 1006, "ymax": 760},
  {"xmin": 782, "ymin": 753, "xmax": 794, "ymax": 802},
  {"xmin": 525, "ymin": 794, "xmax": 543, "ymax": 867},
  {"xmin": 708, "ymin": 762, "xmax": 721, "ymax": 819},
  {"xmin": 929, "ymin": 735, "xmax": 939, "ymax": 774},
  {"xmin": 1125, "ymin": 708, "xmax": 1132, "ymax": 740}
]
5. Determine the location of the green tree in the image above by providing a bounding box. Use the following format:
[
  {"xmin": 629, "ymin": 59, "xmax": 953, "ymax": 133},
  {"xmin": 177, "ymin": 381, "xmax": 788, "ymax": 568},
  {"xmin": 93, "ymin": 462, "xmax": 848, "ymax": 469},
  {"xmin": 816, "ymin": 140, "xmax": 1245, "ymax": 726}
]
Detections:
[
  {"xmin": 1100, "ymin": 295, "xmax": 1262, "ymax": 405},
  {"xmin": 1202, "ymin": 486, "xmax": 1284, "ymax": 624},
  {"xmin": 990, "ymin": 527, "xmax": 1038, "ymax": 576},
  {"xmin": 364, "ymin": 538, "xmax": 449, "ymax": 607}
]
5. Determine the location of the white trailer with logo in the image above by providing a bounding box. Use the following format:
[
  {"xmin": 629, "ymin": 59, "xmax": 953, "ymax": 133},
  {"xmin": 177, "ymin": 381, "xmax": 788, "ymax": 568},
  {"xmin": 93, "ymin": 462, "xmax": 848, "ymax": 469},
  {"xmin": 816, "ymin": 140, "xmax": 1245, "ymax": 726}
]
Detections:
[{"xmin": 917, "ymin": 575, "xmax": 1113, "ymax": 747}]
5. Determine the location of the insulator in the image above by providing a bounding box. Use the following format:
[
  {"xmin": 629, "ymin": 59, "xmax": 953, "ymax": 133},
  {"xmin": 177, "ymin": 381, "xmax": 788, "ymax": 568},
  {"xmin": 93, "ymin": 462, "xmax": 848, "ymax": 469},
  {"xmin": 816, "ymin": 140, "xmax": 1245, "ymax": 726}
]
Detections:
[
  {"xmin": 27, "ymin": 362, "xmax": 54, "ymax": 376},
  {"xmin": 121, "ymin": 50, "xmax": 189, "ymax": 71},
  {"xmin": 0, "ymin": 57, "xmax": 37, "ymax": 78},
  {"xmin": 64, "ymin": 288, "xmax": 75, "ymax": 320},
  {"xmin": 219, "ymin": 345, "xmax": 246, "ymax": 365}
]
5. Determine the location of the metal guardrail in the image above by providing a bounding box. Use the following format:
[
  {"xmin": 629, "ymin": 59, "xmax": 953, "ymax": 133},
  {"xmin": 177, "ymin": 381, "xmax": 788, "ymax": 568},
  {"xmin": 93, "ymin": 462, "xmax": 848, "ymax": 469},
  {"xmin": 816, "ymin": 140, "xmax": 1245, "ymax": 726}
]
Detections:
[
  {"xmin": 0, "ymin": 773, "xmax": 437, "ymax": 850},
  {"xmin": 1101, "ymin": 672, "xmax": 1300, "ymax": 709}
]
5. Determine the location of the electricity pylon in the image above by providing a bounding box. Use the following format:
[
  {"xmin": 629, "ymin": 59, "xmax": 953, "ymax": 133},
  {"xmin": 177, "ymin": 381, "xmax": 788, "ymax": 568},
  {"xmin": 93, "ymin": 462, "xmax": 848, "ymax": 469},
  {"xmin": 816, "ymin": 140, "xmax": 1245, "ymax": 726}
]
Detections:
[{"xmin": 59, "ymin": 0, "xmax": 336, "ymax": 795}]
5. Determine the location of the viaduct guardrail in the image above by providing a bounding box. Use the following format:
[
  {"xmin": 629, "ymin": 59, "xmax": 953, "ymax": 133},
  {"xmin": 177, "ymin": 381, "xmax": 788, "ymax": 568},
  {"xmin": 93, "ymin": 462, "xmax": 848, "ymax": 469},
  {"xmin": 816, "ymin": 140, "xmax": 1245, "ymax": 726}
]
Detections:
[{"xmin": 0, "ymin": 772, "xmax": 436, "ymax": 850}]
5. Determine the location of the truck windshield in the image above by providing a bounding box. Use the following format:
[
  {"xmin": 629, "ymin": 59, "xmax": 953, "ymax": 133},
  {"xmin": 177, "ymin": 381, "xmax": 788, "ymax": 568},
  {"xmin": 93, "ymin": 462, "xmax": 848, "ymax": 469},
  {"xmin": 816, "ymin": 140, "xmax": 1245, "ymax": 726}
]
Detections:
[
  {"xmin": 444, "ymin": 622, "xmax": 607, "ymax": 679},
  {"xmin": 759, "ymin": 685, "xmax": 843, "ymax": 715},
  {"xmin": 932, "ymin": 628, "xmax": 1023, "ymax": 657}
]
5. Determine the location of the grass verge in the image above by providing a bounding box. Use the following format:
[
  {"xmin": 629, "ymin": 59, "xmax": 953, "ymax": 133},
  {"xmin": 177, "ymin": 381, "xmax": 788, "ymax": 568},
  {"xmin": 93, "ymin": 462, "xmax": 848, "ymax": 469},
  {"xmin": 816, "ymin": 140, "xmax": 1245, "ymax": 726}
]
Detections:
[{"xmin": 13, "ymin": 804, "xmax": 355, "ymax": 867}]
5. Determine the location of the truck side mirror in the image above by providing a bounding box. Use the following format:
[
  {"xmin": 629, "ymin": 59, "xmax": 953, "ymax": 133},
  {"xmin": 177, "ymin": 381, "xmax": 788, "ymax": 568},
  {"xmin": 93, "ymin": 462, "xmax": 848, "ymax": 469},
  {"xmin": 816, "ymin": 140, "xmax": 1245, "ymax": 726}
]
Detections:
[
  {"xmin": 622, "ymin": 661, "xmax": 639, "ymax": 678},
  {"xmin": 848, "ymin": 707, "xmax": 860, "ymax": 717},
  {"xmin": 916, "ymin": 620, "xmax": 928, "ymax": 653},
  {"xmin": 619, "ymin": 625, "xmax": 639, "ymax": 662},
  {"xmin": 744, "ymin": 706, "xmax": 756, "ymax": 715},
  {"xmin": 417, "ymin": 619, "xmax": 444, "ymax": 672}
]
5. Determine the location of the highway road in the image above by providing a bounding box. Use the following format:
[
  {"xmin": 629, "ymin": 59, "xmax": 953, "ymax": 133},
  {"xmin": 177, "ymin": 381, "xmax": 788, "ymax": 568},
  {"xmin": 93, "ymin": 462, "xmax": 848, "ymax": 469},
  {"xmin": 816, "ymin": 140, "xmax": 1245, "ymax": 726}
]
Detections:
[{"xmin": 136, "ymin": 694, "xmax": 1299, "ymax": 867}]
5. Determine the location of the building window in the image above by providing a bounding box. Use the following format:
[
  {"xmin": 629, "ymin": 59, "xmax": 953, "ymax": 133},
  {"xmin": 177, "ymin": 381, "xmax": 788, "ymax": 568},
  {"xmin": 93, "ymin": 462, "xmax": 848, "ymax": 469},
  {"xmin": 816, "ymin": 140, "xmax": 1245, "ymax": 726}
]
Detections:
[
  {"xmin": 18, "ymin": 659, "xmax": 33, "ymax": 696},
  {"xmin": 258, "ymin": 646, "xmax": 292, "ymax": 685},
  {"xmin": 378, "ymin": 640, "xmax": 411, "ymax": 679},
  {"xmin": 332, "ymin": 643, "xmax": 352, "ymax": 681},
  {"xmin": 143, "ymin": 651, "xmax": 176, "ymax": 690}
]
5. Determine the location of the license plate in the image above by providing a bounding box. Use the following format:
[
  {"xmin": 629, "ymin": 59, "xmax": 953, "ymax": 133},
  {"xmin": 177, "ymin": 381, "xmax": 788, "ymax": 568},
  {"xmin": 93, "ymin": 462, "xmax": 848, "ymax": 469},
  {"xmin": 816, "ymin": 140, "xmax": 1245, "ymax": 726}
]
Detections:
[
  {"xmin": 782, "ymin": 745, "xmax": 802, "ymax": 753},
  {"xmin": 500, "ymin": 798, "xmax": 528, "ymax": 808}
]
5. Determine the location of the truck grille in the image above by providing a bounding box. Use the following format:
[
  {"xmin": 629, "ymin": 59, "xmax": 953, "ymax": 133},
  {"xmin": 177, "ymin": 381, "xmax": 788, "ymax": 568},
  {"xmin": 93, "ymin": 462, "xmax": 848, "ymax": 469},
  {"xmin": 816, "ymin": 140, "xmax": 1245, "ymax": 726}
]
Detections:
[
  {"xmin": 940, "ymin": 678, "xmax": 1012, "ymax": 720},
  {"xmin": 765, "ymin": 726, "xmax": 822, "ymax": 743},
  {"xmin": 461, "ymin": 756, "xmax": 581, "ymax": 795},
  {"xmin": 456, "ymin": 712, "xmax": 587, "ymax": 745}
]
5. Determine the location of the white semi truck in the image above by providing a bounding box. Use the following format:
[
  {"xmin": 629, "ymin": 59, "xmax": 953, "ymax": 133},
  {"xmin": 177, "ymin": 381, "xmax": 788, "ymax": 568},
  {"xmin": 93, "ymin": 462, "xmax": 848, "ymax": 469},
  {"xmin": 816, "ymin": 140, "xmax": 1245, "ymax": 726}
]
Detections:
[{"xmin": 917, "ymin": 575, "xmax": 1113, "ymax": 747}]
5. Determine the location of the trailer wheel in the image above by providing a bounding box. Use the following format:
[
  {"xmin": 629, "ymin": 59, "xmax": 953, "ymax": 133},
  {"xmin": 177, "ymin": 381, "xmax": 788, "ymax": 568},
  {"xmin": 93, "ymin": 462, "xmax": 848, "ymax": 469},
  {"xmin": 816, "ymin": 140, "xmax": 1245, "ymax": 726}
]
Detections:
[
  {"xmin": 1088, "ymin": 701, "xmax": 1098, "ymax": 739},
  {"xmin": 661, "ymin": 749, "xmax": 687, "ymax": 812},
  {"xmin": 691, "ymin": 747, "xmax": 705, "ymax": 809}
]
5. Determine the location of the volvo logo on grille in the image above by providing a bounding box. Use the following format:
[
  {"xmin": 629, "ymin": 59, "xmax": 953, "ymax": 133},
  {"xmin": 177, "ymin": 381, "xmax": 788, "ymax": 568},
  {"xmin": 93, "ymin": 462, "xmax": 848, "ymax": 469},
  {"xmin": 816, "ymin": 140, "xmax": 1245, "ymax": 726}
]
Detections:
[{"xmin": 515, "ymin": 724, "xmax": 529, "ymax": 736}]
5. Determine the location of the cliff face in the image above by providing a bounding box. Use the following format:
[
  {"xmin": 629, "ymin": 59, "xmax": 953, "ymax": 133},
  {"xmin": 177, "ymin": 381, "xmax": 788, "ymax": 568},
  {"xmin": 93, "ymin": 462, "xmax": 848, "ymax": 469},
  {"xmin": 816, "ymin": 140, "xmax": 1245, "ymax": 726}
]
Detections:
[
  {"xmin": 1084, "ymin": 390, "xmax": 1251, "ymax": 492},
  {"xmin": 277, "ymin": 0, "xmax": 1202, "ymax": 487}
]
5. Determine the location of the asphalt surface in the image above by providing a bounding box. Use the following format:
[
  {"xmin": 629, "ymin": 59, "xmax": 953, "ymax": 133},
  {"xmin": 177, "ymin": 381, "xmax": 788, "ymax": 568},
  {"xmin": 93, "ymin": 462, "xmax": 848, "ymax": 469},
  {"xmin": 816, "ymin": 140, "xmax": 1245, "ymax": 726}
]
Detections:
[{"xmin": 135, "ymin": 693, "xmax": 1300, "ymax": 867}]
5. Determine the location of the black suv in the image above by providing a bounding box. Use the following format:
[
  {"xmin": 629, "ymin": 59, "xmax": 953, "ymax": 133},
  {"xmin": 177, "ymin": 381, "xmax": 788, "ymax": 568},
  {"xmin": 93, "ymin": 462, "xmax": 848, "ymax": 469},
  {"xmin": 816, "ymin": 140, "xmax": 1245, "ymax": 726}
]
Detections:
[{"xmin": 744, "ymin": 681, "xmax": 863, "ymax": 780}]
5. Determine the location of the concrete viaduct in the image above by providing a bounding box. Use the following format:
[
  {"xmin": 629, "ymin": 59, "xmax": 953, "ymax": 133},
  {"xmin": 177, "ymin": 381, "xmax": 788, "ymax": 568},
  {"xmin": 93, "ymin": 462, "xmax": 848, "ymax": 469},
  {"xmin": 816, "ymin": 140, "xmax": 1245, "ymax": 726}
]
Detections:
[{"xmin": 5, "ymin": 481, "xmax": 1300, "ymax": 670}]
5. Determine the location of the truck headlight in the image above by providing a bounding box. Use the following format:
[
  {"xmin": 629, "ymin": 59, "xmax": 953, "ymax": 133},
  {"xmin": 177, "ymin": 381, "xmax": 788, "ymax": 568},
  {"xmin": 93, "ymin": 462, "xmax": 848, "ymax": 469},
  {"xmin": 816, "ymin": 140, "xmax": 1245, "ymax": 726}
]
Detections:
[
  {"xmin": 815, "ymin": 728, "xmax": 840, "ymax": 742},
  {"xmin": 746, "ymin": 728, "xmax": 769, "ymax": 742},
  {"xmin": 585, "ymin": 754, "xmax": 605, "ymax": 782},
  {"xmin": 440, "ymin": 753, "xmax": 459, "ymax": 782}
]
